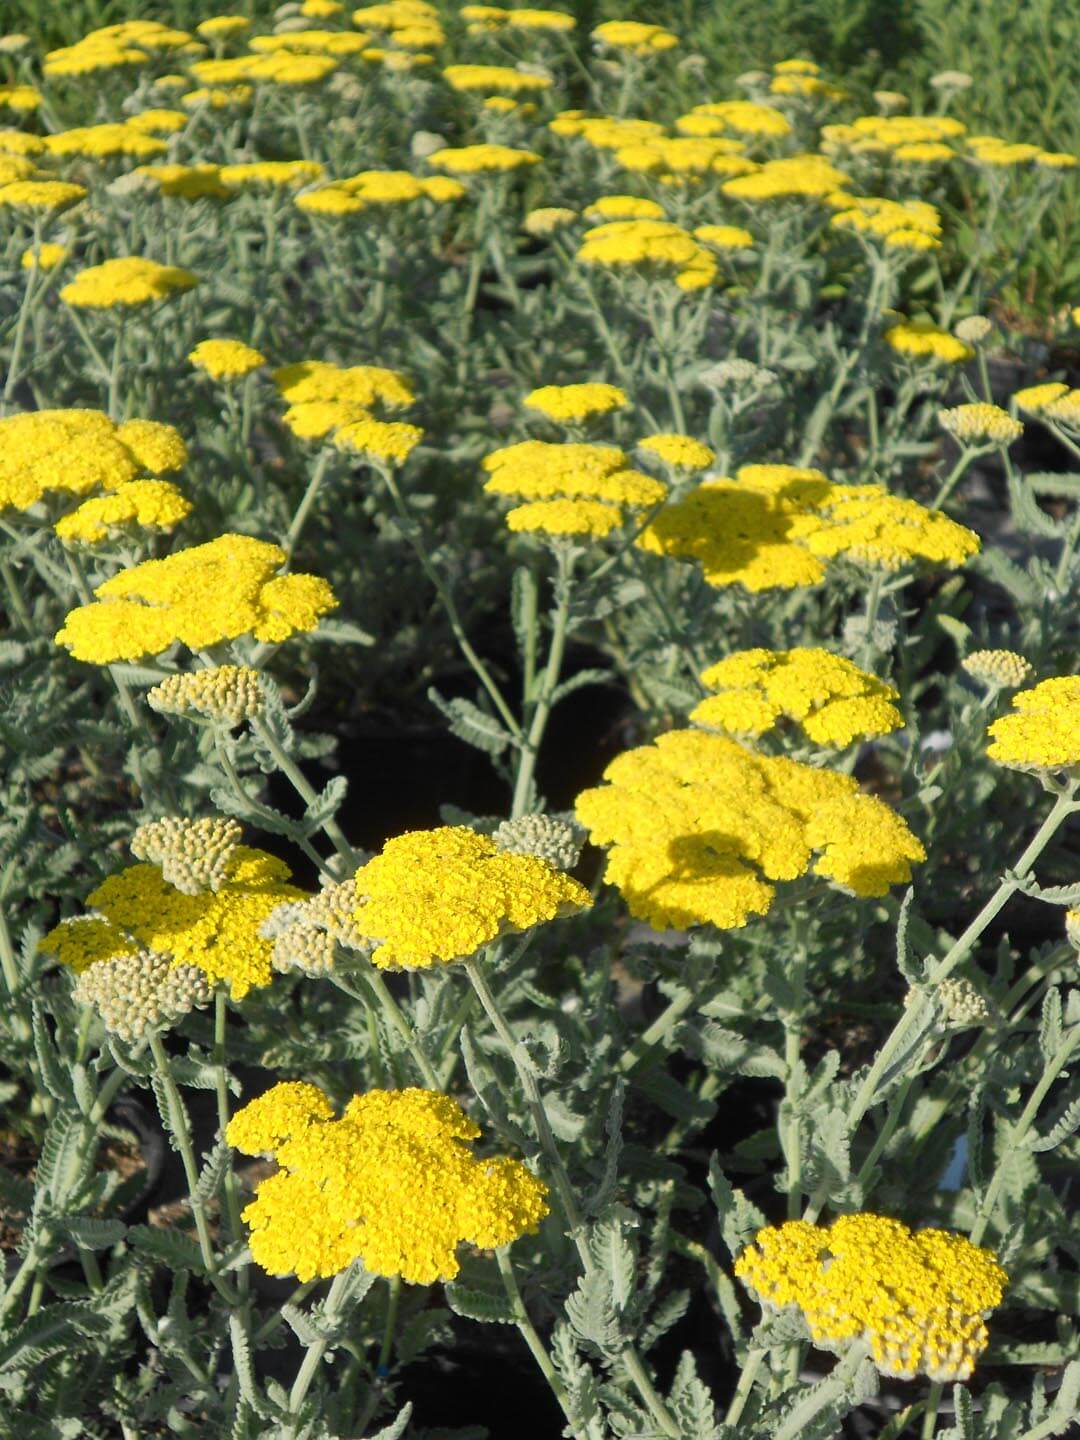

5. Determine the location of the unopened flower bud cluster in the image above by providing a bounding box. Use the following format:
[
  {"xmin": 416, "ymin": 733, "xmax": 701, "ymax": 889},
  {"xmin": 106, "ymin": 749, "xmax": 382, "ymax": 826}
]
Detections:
[
  {"xmin": 962, "ymin": 649, "xmax": 1034, "ymax": 689},
  {"xmin": 938, "ymin": 403, "xmax": 1023, "ymax": 446},
  {"xmin": 263, "ymin": 876, "xmax": 366, "ymax": 975},
  {"xmin": 131, "ymin": 816, "xmax": 242, "ymax": 895},
  {"xmin": 953, "ymin": 315, "xmax": 992, "ymax": 345},
  {"xmin": 73, "ymin": 948, "xmax": 211, "ymax": 1041},
  {"xmin": 492, "ymin": 813, "xmax": 584, "ymax": 871},
  {"xmin": 147, "ymin": 665, "xmax": 265, "ymax": 727}
]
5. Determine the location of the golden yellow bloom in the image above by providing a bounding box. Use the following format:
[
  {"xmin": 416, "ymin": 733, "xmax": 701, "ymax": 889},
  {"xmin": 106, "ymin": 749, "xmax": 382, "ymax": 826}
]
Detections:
[
  {"xmin": 0, "ymin": 85, "xmax": 42, "ymax": 112},
  {"xmin": 1013, "ymin": 382, "xmax": 1069, "ymax": 414},
  {"xmin": 443, "ymin": 64, "xmax": 551, "ymax": 94},
  {"xmin": 45, "ymin": 124, "xmax": 168, "ymax": 160},
  {"xmin": 54, "ymin": 534, "xmax": 338, "ymax": 663},
  {"xmin": 189, "ymin": 338, "xmax": 266, "ymax": 380},
  {"xmin": 576, "ymin": 729, "xmax": 924, "ymax": 930},
  {"xmin": 352, "ymin": 826, "xmax": 590, "ymax": 969},
  {"xmin": 60, "ymin": 257, "xmax": 198, "ymax": 309},
  {"xmin": 987, "ymin": 676, "xmax": 1080, "ymax": 769},
  {"xmin": 181, "ymin": 85, "xmax": 254, "ymax": 109},
  {"xmin": 722, "ymin": 154, "xmax": 849, "ymax": 201},
  {"xmin": 219, "ymin": 160, "xmax": 326, "ymax": 189},
  {"xmin": 229, "ymin": 1083, "xmax": 548, "ymax": 1283},
  {"xmin": 829, "ymin": 194, "xmax": 941, "ymax": 248},
  {"xmin": 637, "ymin": 434, "xmax": 715, "ymax": 471},
  {"xmin": 576, "ymin": 218, "xmax": 717, "ymax": 290},
  {"xmin": 44, "ymin": 41, "xmax": 149, "ymax": 78},
  {"xmin": 462, "ymin": 5, "xmax": 574, "ymax": 31},
  {"xmin": 693, "ymin": 224, "xmax": 754, "ymax": 250},
  {"xmin": 550, "ymin": 113, "xmax": 665, "ymax": 148},
  {"xmin": 893, "ymin": 141, "xmax": 954, "ymax": 163},
  {"xmin": 0, "ymin": 409, "xmax": 186, "ymax": 516},
  {"xmin": 885, "ymin": 320, "xmax": 973, "ymax": 365},
  {"xmin": 803, "ymin": 486, "xmax": 980, "ymax": 572},
  {"xmin": 592, "ymin": 20, "xmax": 678, "ymax": 54},
  {"xmin": 524, "ymin": 382, "xmax": 627, "ymax": 423},
  {"xmin": 126, "ymin": 108, "xmax": 189, "ymax": 135},
  {"xmin": 273, "ymin": 359, "xmax": 414, "ymax": 411},
  {"xmin": 334, "ymin": 417, "xmax": 424, "ymax": 464},
  {"xmin": 615, "ymin": 136, "xmax": 754, "ymax": 180},
  {"xmin": 21, "ymin": 243, "xmax": 69, "ymax": 271},
  {"xmin": 0, "ymin": 130, "xmax": 45, "ymax": 156},
  {"xmin": 302, "ymin": 0, "xmax": 345, "ymax": 15},
  {"xmin": 939, "ymin": 404, "xmax": 1023, "ymax": 445},
  {"xmin": 678, "ymin": 100, "xmax": 791, "ymax": 138},
  {"xmin": 522, "ymin": 206, "xmax": 577, "ymax": 235},
  {"xmin": 483, "ymin": 440, "xmax": 666, "ymax": 508},
  {"xmin": 54, "ymin": 480, "xmax": 192, "ymax": 546},
  {"xmin": 583, "ymin": 195, "xmax": 664, "ymax": 221},
  {"xmin": 735, "ymin": 1216, "xmax": 1006, "ymax": 1382},
  {"xmin": 147, "ymin": 665, "xmax": 265, "ymax": 727},
  {"xmin": 42, "ymin": 847, "xmax": 305, "ymax": 998},
  {"xmin": 692, "ymin": 647, "xmax": 903, "ymax": 748},
  {"xmin": 427, "ymin": 144, "xmax": 541, "ymax": 174},
  {"xmin": 282, "ymin": 400, "xmax": 370, "ymax": 440},
  {"xmin": 0, "ymin": 180, "xmax": 86, "ymax": 214},
  {"xmin": 295, "ymin": 186, "xmax": 367, "ymax": 217},
  {"xmin": 506, "ymin": 498, "xmax": 623, "ymax": 537},
  {"xmin": 195, "ymin": 16, "xmax": 252, "ymax": 37},
  {"xmin": 250, "ymin": 30, "xmax": 370, "ymax": 56},
  {"xmin": 136, "ymin": 163, "xmax": 232, "ymax": 199},
  {"xmin": 962, "ymin": 650, "xmax": 1033, "ymax": 690}
]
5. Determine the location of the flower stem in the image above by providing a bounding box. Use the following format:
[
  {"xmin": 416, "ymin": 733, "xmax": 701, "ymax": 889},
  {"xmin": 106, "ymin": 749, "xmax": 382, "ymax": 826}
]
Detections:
[
  {"xmin": 284, "ymin": 447, "xmax": 332, "ymax": 561},
  {"xmin": 772, "ymin": 1343, "xmax": 869, "ymax": 1440},
  {"xmin": 511, "ymin": 547, "xmax": 573, "ymax": 818},
  {"xmin": 285, "ymin": 1265, "xmax": 355, "ymax": 1428},
  {"xmin": 249, "ymin": 715, "xmax": 356, "ymax": 869},
  {"xmin": 496, "ymin": 1249, "xmax": 582, "ymax": 1437},
  {"xmin": 723, "ymin": 1347, "xmax": 766, "ymax": 1427}
]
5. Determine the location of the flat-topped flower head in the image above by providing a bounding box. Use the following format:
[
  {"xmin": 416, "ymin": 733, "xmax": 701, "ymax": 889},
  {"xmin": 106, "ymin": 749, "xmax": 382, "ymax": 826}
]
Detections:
[
  {"xmin": 54, "ymin": 480, "xmax": 192, "ymax": 546},
  {"xmin": 735, "ymin": 1215, "xmax": 1006, "ymax": 1382},
  {"xmin": 886, "ymin": 320, "xmax": 973, "ymax": 365},
  {"xmin": 55, "ymin": 534, "xmax": 338, "ymax": 663},
  {"xmin": 334, "ymin": 417, "xmax": 424, "ymax": 465},
  {"xmin": 962, "ymin": 649, "xmax": 1033, "ymax": 690},
  {"xmin": 575, "ymin": 217, "xmax": 718, "ymax": 290},
  {"xmin": 939, "ymin": 403, "xmax": 1022, "ymax": 446},
  {"xmin": 148, "ymin": 665, "xmax": 265, "ymax": 727},
  {"xmin": 428, "ymin": 144, "xmax": 541, "ymax": 174},
  {"xmin": 1012, "ymin": 383, "xmax": 1069, "ymax": 414},
  {"xmin": 61, "ymin": 257, "xmax": 198, "ymax": 309},
  {"xmin": 228, "ymin": 1083, "xmax": 548, "ymax": 1283},
  {"xmin": 576, "ymin": 729, "xmax": 924, "ymax": 931},
  {"xmin": 189, "ymin": 339, "xmax": 265, "ymax": 380},
  {"xmin": 678, "ymin": 100, "xmax": 791, "ymax": 138},
  {"xmin": 219, "ymin": 160, "xmax": 326, "ymax": 189},
  {"xmin": 352, "ymin": 825, "xmax": 590, "ymax": 968},
  {"xmin": 525, "ymin": 382, "xmax": 628, "ymax": 423},
  {"xmin": 693, "ymin": 648, "xmax": 903, "ymax": 748},
  {"xmin": 584, "ymin": 195, "xmax": 664, "ymax": 220},
  {"xmin": 592, "ymin": 20, "xmax": 677, "ymax": 54},
  {"xmin": 987, "ymin": 676, "xmax": 1080, "ymax": 769},
  {"xmin": 0, "ymin": 180, "xmax": 86, "ymax": 214},
  {"xmin": 443, "ymin": 64, "xmax": 551, "ymax": 94},
  {"xmin": 21, "ymin": 243, "xmax": 69, "ymax": 271},
  {"xmin": 722, "ymin": 154, "xmax": 849, "ymax": 202},
  {"xmin": 42, "ymin": 846, "xmax": 306, "ymax": 998},
  {"xmin": 273, "ymin": 359, "xmax": 414, "ymax": 412},
  {"xmin": 507, "ymin": 498, "xmax": 622, "ymax": 537},
  {"xmin": 0, "ymin": 409, "xmax": 187, "ymax": 516},
  {"xmin": 523, "ymin": 206, "xmax": 577, "ymax": 235},
  {"xmin": 637, "ymin": 434, "xmax": 715, "ymax": 471}
]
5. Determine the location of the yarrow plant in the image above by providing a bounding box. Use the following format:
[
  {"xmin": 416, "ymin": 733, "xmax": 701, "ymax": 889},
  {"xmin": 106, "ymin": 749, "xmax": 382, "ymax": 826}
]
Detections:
[{"xmin": 1, "ymin": 5, "xmax": 1078, "ymax": 1440}]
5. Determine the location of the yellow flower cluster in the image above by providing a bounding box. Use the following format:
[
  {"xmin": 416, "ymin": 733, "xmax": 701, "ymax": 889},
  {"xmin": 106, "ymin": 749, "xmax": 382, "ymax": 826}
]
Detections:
[
  {"xmin": 0, "ymin": 85, "xmax": 42, "ymax": 113},
  {"xmin": 353, "ymin": 0, "xmax": 445, "ymax": 49},
  {"xmin": 44, "ymin": 20, "xmax": 192, "ymax": 77},
  {"xmin": 351, "ymin": 826, "xmax": 591, "ymax": 968},
  {"xmin": 939, "ymin": 403, "xmax": 1023, "ymax": 446},
  {"xmin": 228, "ymin": 1082, "xmax": 548, "ymax": 1283},
  {"xmin": 828, "ymin": 194, "xmax": 942, "ymax": 251},
  {"xmin": 54, "ymin": 480, "xmax": 192, "ymax": 546},
  {"xmin": 484, "ymin": 439, "xmax": 667, "ymax": 537},
  {"xmin": 0, "ymin": 409, "xmax": 187, "ymax": 515},
  {"xmin": 249, "ymin": 30, "xmax": 370, "ymax": 57},
  {"xmin": 735, "ymin": 1216, "xmax": 1006, "ymax": 1382},
  {"xmin": 196, "ymin": 16, "xmax": 251, "ymax": 38},
  {"xmin": 190, "ymin": 53, "xmax": 339, "ymax": 87},
  {"xmin": 334, "ymin": 416, "xmax": 425, "ymax": 464},
  {"xmin": 189, "ymin": 338, "xmax": 266, "ymax": 380},
  {"xmin": 444, "ymin": 64, "xmax": 552, "ymax": 94},
  {"xmin": 614, "ymin": 136, "xmax": 756, "ymax": 181},
  {"xmin": 182, "ymin": 85, "xmax": 254, "ymax": 109},
  {"xmin": 987, "ymin": 676, "xmax": 1080, "ymax": 769},
  {"xmin": 885, "ymin": 320, "xmax": 973, "ymax": 365},
  {"xmin": 966, "ymin": 134, "xmax": 1074, "ymax": 168},
  {"xmin": 44, "ymin": 121, "xmax": 172, "ymax": 160},
  {"xmin": 274, "ymin": 358, "xmax": 416, "ymax": 441},
  {"xmin": 676, "ymin": 100, "xmax": 792, "ymax": 139},
  {"xmin": 592, "ymin": 20, "xmax": 678, "ymax": 55},
  {"xmin": 638, "ymin": 464, "xmax": 979, "ymax": 589},
  {"xmin": 524, "ymin": 382, "xmax": 627, "ymax": 422},
  {"xmin": 584, "ymin": 195, "xmax": 663, "ymax": 220},
  {"xmin": 218, "ymin": 160, "xmax": 326, "ymax": 189},
  {"xmin": 549, "ymin": 112, "xmax": 665, "ymax": 150},
  {"xmin": 54, "ymin": 534, "xmax": 338, "ymax": 662},
  {"xmin": 296, "ymin": 170, "xmax": 465, "ymax": 216},
  {"xmin": 692, "ymin": 648, "xmax": 903, "ymax": 748},
  {"xmin": 42, "ymin": 846, "xmax": 305, "ymax": 997},
  {"xmin": 769, "ymin": 58, "xmax": 847, "ymax": 101},
  {"xmin": 577, "ymin": 218, "xmax": 720, "ymax": 290},
  {"xmin": 722, "ymin": 153, "xmax": 850, "ymax": 202},
  {"xmin": 0, "ymin": 180, "xmax": 86, "ymax": 214},
  {"xmin": 136, "ymin": 163, "xmax": 232, "ymax": 199},
  {"xmin": 60, "ymin": 257, "xmax": 198, "ymax": 309},
  {"xmin": 1012, "ymin": 383, "xmax": 1069, "ymax": 415},
  {"xmin": 822, "ymin": 113, "xmax": 965, "ymax": 161},
  {"xmin": 427, "ymin": 144, "xmax": 541, "ymax": 174},
  {"xmin": 637, "ymin": 434, "xmax": 715, "ymax": 471},
  {"xmin": 462, "ymin": 6, "xmax": 575, "ymax": 33},
  {"xmin": 575, "ymin": 729, "xmax": 925, "ymax": 930},
  {"xmin": 21, "ymin": 243, "xmax": 69, "ymax": 271},
  {"xmin": 147, "ymin": 664, "xmax": 265, "ymax": 727},
  {"xmin": 523, "ymin": 205, "xmax": 577, "ymax": 235}
]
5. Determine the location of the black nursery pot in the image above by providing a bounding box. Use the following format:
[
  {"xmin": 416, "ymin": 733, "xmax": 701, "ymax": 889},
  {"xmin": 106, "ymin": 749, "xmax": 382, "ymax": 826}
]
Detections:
[{"xmin": 2, "ymin": 1093, "xmax": 165, "ymax": 1281}]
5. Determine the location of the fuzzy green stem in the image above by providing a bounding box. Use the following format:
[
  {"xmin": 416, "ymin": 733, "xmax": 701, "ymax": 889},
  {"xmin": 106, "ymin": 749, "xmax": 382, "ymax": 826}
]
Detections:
[
  {"xmin": 772, "ymin": 1343, "xmax": 869, "ymax": 1440},
  {"xmin": 285, "ymin": 1265, "xmax": 355, "ymax": 1426},
  {"xmin": 284, "ymin": 448, "xmax": 333, "ymax": 560},
  {"xmin": 496, "ymin": 1249, "xmax": 582, "ymax": 1437},
  {"xmin": 249, "ymin": 715, "xmax": 356, "ymax": 869},
  {"xmin": 921, "ymin": 1381, "xmax": 944, "ymax": 1439},
  {"xmin": 723, "ymin": 1347, "xmax": 767, "ymax": 1427},
  {"xmin": 511, "ymin": 547, "xmax": 573, "ymax": 818},
  {"xmin": 338, "ymin": 967, "xmax": 439, "ymax": 1089}
]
